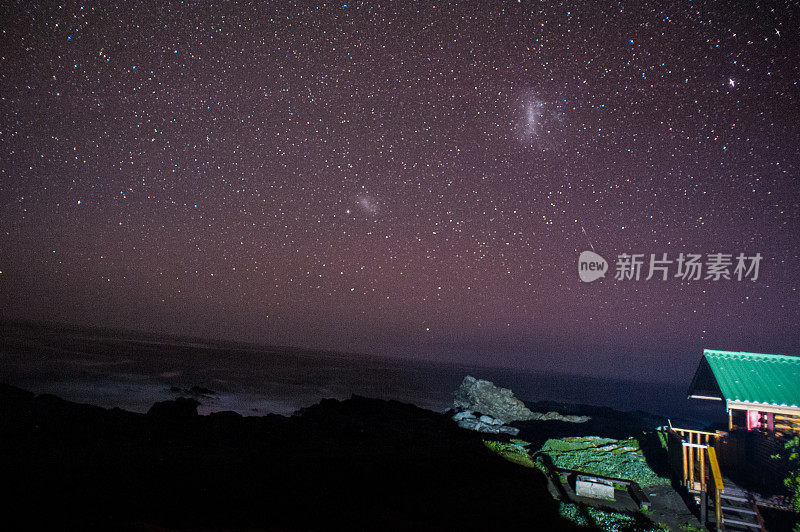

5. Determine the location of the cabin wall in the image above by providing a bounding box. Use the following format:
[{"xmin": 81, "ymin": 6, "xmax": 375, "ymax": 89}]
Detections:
[
  {"xmin": 773, "ymin": 412, "xmax": 800, "ymax": 437},
  {"xmin": 715, "ymin": 430, "xmax": 788, "ymax": 494},
  {"xmin": 729, "ymin": 408, "xmax": 800, "ymax": 438}
]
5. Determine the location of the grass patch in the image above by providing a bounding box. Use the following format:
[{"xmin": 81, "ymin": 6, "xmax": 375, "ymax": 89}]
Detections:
[
  {"xmin": 483, "ymin": 439, "xmax": 537, "ymax": 468},
  {"xmin": 538, "ymin": 436, "xmax": 670, "ymax": 487},
  {"xmin": 559, "ymin": 502, "xmax": 668, "ymax": 531}
]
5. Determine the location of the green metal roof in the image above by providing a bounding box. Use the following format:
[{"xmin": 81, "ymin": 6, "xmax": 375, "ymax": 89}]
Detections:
[{"xmin": 695, "ymin": 349, "xmax": 800, "ymax": 409}]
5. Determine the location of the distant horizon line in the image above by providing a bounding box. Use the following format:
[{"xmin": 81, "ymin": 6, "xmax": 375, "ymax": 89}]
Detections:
[{"xmin": 0, "ymin": 316, "xmax": 693, "ymax": 386}]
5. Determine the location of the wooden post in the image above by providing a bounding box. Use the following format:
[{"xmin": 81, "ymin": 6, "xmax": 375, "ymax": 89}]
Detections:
[
  {"xmin": 728, "ymin": 409, "xmax": 733, "ymax": 430},
  {"xmin": 700, "ymin": 491, "xmax": 708, "ymax": 525},
  {"xmin": 688, "ymin": 432, "xmax": 694, "ymax": 489},
  {"xmin": 682, "ymin": 441, "xmax": 688, "ymax": 487},
  {"xmin": 699, "ymin": 434, "xmax": 706, "ymax": 490}
]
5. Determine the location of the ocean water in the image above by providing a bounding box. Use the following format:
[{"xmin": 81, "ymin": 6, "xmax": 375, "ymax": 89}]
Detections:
[{"xmin": 0, "ymin": 324, "xmax": 724, "ymax": 426}]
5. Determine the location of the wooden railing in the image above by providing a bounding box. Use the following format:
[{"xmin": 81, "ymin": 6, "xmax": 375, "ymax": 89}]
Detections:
[
  {"xmin": 707, "ymin": 446, "xmax": 724, "ymax": 529},
  {"xmin": 666, "ymin": 421, "xmax": 730, "ymax": 530},
  {"xmin": 667, "ymin": 420, "xmax": 727, "ymax": 493}
]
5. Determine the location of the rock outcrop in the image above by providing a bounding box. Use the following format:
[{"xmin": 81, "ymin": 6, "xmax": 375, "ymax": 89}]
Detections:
[
  {"xmin": 529, "ymin": 411, "xmax": 590, "ymax": 423},
  {"xmin": 453, "ymin": 375, "xmax": 536, "ymax": 423},
  {"xmin": 452, "ymin": 411, "xmax": 520, "ymax": 435},
  {"xmin": 452, "ymin": 376, "xmax": 590, "ymax": 435}
]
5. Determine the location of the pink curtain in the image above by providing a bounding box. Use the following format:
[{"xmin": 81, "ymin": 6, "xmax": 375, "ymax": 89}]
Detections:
[{"xmin": 746, "ymin": 410, "xmax": 761, "ymax": 431}]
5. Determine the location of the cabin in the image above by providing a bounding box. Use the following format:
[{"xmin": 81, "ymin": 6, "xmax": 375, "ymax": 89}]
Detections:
[
  {"xmin": 665, "ymin": 349, "xmax": 799, "ymax": 530},
  {"xmin": 688, "ymin": 349, "xmax": 800, "ymax": 436}
]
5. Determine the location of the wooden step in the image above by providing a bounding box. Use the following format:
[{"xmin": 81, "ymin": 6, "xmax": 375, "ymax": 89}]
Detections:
[
  {"xmin": 720, "ymin": 493, "xmax": 749, "ymax": 503},
  {"xmin": 721, "ymin": 504, "xmax": 758, "ymax": 515},
  {"xmin": 722, "ymin": 516, "xmax": 761, "ymax": 528},
  {"xmin": 722, "ymin": 486, "xmax": 748, "ymax": 496}
]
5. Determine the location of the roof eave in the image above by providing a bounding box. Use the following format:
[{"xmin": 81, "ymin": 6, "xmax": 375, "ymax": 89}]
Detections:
[
  {"xmin": 726, "ymin": 399, "xmax": 800, "ymax": 415},
  {"xmin": 689, "ymin": 394, "xmax": 723, "ymax": 401}
]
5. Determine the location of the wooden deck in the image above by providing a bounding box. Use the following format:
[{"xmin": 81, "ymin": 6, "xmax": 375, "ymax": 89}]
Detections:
[{"xmin": 665, "ymin": 423, "xmax": 765, "ymax": 531}]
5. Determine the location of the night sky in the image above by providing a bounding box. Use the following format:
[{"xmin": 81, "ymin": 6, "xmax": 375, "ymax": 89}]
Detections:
[{"xmin": 1, "ymin": 1, "xmax": 798, "ymax": 380}]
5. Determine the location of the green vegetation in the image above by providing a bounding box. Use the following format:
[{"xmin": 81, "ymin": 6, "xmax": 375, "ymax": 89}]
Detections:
[
  {"xmin": 771, "ymin": 435, "xmax": 800, "ymax": 522},
  {"xmin": 781, "ymin": 436, "xmax": 800, "ymax": 520},
  {"xmin": 538, "ymin": 436, "xmax": 670, "ymax": 487},
  {"xmin": 484, "ymin": 434, "xmax": 670, "ymax": 487},
  {"xmin": 483, "ymin": 435, "xmax": 679, "ymax": 531},
  {"xmin": 483, "ymin": 439, "xmax": 537, "ymax": 468},
  {"xmin": 558, "ymin": 502, "xmax": 668, "ymax": 531},
  {"xmin": 656, "ymin": 430, "xmax": 668, "ymax": 451}
]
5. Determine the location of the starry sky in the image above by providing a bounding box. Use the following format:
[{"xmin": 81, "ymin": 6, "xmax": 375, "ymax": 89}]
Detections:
[{"xmin": 1, "ymin": 1, "xmax": 798, "ymax": 380}]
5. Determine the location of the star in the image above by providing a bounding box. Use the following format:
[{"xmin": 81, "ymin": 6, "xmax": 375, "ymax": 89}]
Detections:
[{"xmin": 0, "ymin": 0, "xmax": 795, "ymax": 379}]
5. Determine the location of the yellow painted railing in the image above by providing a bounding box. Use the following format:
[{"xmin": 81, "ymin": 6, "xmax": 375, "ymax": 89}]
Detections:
[{"xmin": 707, "ymin": 446, "xmax": 724, "ymax": 529}]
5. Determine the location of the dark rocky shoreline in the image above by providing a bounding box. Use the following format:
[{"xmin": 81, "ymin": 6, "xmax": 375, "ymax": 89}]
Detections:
[{"xmin": 0, "ymin": 383, "xmax": 583, "ymax": 531}]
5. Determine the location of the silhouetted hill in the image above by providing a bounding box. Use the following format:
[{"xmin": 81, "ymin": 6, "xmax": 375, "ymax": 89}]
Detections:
[{"xmin": 0, "ymin": 383, "xmax": 581, "ymax": 530}]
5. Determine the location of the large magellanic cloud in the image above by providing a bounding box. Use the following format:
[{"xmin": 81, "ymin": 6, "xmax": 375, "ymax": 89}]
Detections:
[{"xmin": 513, "ymin": 91, "xmax": 566, "ymax": 151}]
